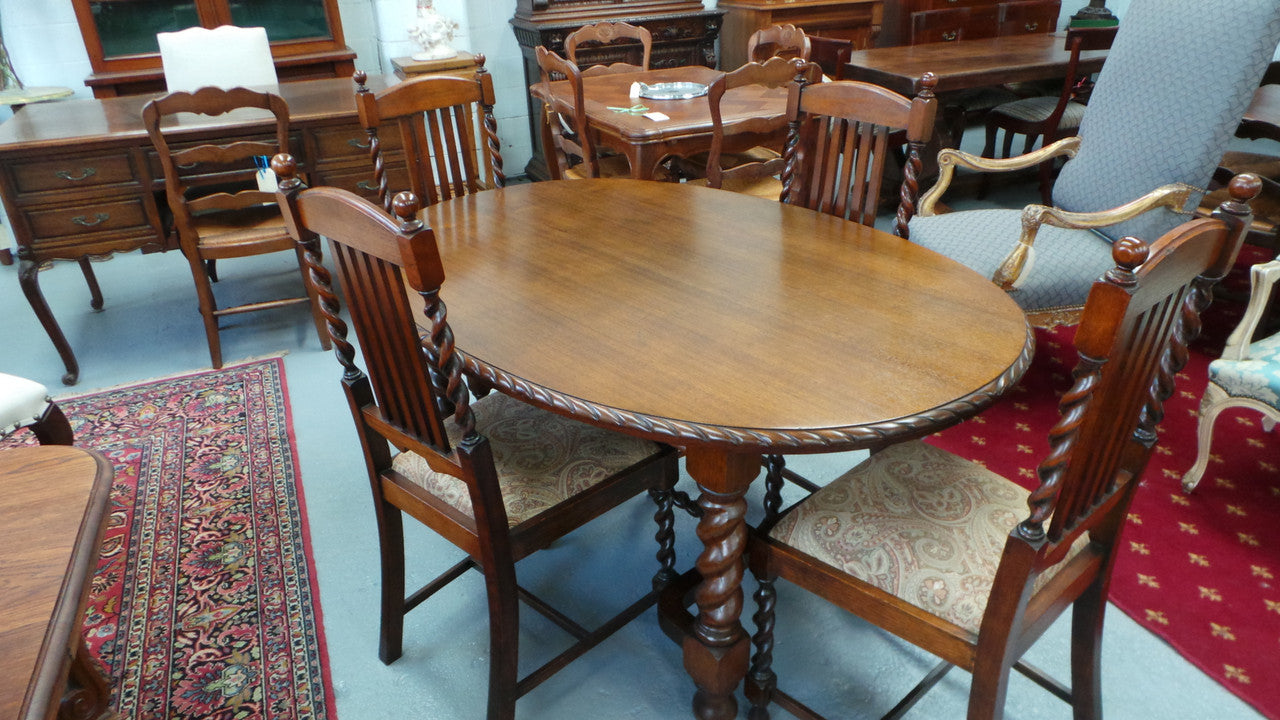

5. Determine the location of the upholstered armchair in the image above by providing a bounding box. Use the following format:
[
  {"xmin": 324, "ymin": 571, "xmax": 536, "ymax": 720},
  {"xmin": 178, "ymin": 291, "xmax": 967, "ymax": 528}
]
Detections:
[
  {"xmin": 1184, "ymin": 258, "xmax": 1280, "ymax": 492},
  {"xmin": 0, "ymin": 372, "xmax": 73, "ymax": 445},
  {"xmin": 908, "ymin": 0, "xmax": 1280, "ymax": 328}
]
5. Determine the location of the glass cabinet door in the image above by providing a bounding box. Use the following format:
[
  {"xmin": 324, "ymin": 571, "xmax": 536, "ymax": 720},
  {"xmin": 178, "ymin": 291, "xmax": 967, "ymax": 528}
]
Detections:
[
  {"xmin": 228, "ymin": 0, "xmax": 334, "ymax": 42},
  {"xmin": 88, "ymin": 0, "xmax": 200, "ymax": 59}
]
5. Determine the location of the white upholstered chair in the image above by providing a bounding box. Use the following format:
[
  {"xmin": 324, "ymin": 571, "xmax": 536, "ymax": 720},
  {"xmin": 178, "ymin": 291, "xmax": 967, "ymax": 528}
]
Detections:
[
  {"xmin": 1184, "ymin": 257, "xmax": 1280, "ymax": 492},
  {"xmin": 0, "ymin": 372, "xmax": 73, "ymax": 445},
  {"xmin": 157, "ymin": 25, "xmax": 278, "ymax": 93}
]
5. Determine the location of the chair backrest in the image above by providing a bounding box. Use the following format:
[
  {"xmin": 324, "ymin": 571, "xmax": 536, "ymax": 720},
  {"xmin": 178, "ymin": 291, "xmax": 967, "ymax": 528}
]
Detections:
[
  {"xmin": 1017, "ymin": 178, "xmax": 1253, "ymax": 564},
  {"xmin": 997, "ymin": 1, "xmax": 1059, "ymax": 36},
  {"xmin": 274, "ymin": 161, "xmax": 459, "ymax": 455},
  {"xmin": 564, "ymin": 21, "xmax": 651, "ymax": 76},
  {"xmin": 909, "ymin": 7, "xmax": 998, "ymax": 45},
  {"xmin": 704, "ymin": 57, "xmax": 822, "ymax": 193},
  {"xmin": 157, "ymin": 25, "xmax": 278, "ymax": 93},
  {"xmin": 807, "ymin": 36, "xmax": 855, "ymax": 81},
  {"xmin": 535, "ymin": 46, "xmax": 600, "ymax": 179},
  {"xmin": 354, "ymin": 60, "xmax": 504, "ymax": 214},
  {"xmin": 781, "ymin": 74, "xmax": 938, "ymax": 238},
  {"xmin": 746, "ymin": 24, "xmax": 811, "ymax": 64},
  {"xmin": 1051, "ymin": 0, "xmax": 1280, "ymax": 245},
  {"xmin": 142, "ymin": 86, "xmax": 291, "ymax": 248}
]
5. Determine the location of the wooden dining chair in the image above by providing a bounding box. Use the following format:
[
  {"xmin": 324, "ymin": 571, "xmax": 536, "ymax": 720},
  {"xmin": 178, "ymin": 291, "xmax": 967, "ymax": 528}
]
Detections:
[
  {"xmin": 781, "ymin": 73, "xmax": 939, "ymax": 239},
  {"xmin": 909, "ymin": 0, "xmax": 1280, "ymax": 329},
  {"xmin": 746, "ymin": 24, "xmax": 811, "ymax": 64},
  {"xmin": 692, "ymin": 57, "xmax": 822, "ymax": 199},
  {"xmin": 564, "ymin": 21, "xmax": 651, "ymax": 76},
  {"xmin": 142, "ymin": 86, "xmax": 329, "ymax": 370},
  {"xmin": 0, "ymin": 372, "xmax": 73, "ymax": 445},
  {"xmin": 535, "ymin": 46, "xmax": 636, "ymax": 180},
  {"xmin": 807, "ymin": 36, "xmax": 854, "ymax": 81},
  {"xmin": 353, "ymin": 60, "xmax": 503, "ymax": 214},
  {"xmin": 745, "ymin": 176, "xmax": 1256, "ymax": 720},
  {"xmin": 979, "ymin": 26, "xmax": 1118, "ymax": 204},
  {"xmin": 272, "ymin": 156, "xmax": 682, "ymax": 720}
]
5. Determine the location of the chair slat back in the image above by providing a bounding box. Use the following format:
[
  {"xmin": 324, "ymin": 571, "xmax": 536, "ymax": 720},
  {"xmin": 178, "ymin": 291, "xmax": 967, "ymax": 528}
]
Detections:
[
  {"xmin": 746, "ymin": 24, "xmax": 811, "ymax": 64},
  {"xmin": 355, "ymin": 64, "xmax": 503, "ymax": 214},
  {"xmin": 1026, "ymin": 192, "xmax": 1252, "ymax": 551},
  {"xmin": 143, "ymin": 86, "xmax": 291, "ymax": 241},
  {"xmin": 536, "ymin": 46, "xmax": 599, "ymax": 179},
  {"xmin": 782, "ymin": 76, "xmax": 937, "ymax": 237},
  {"xmin": 275, "ymin": 176, "xmax": 459, "ymax": 451},
  {"xmin": 565, "ymin": 21, "xmax": 651, "ymax": 74}
]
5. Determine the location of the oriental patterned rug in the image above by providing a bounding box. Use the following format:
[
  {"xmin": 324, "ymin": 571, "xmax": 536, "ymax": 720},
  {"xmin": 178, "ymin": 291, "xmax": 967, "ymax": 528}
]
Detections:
[
  {"xmin": 925, "ymin": 256, "xmax": 1280, "ymax": 719},
  {"xmin": 5, "ymin": 359, "xmax": 335, "ymax": 720}
]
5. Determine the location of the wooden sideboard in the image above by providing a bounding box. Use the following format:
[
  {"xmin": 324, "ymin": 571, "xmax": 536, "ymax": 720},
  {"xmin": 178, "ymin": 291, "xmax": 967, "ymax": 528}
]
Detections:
[
  {"xmin": 0, "ymin": 74, "xmax": 402, "ymax": 385},
  {"xmin": 510, "ymin": 0, "xmax": 723, "ymax": 180},
  {"xmin": 717, "ymin": 0, "xmax": 884, "ymax": 71}
]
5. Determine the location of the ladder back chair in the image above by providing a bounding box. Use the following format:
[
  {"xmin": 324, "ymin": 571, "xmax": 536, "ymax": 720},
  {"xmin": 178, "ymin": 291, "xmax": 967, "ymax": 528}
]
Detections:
[
  {"xmin": 781, "ymin": 73, "xmax": 939, "ymax": 239},
  {"xmin": 354, "ymin": 60, "xmax": 504, "ymax": 215},
  {"xmin": 564, "ymin": 21, "xmax": 651, "ymax": 77},
  {"xmin": 694, "ymin": 57, "xmax": 822, "ymax": 200},
  {"xmin": 909, "ymin": 0, "xmax": 1280, "ymax": 329},
  {"xmin": 142, "ymin": 86, "xmax": 329, "ymax": 370},
  {"xmin": 746, "ymin": 24, "xmax": 811, "ymax": 64},
  {"xmin": 980, "ymin": 26, "xmax": 1118, "ymax": 204},
  {"xmin": 535, "ymin": 46, "xmax": 636, "ymax": 180},
  {"xmin": 745, "ymin": 175, "xmax": 1257, "ymax": 720},
  {"xmin": 272, "ymin": 156, "xmax": 681, "ymax": 720}
]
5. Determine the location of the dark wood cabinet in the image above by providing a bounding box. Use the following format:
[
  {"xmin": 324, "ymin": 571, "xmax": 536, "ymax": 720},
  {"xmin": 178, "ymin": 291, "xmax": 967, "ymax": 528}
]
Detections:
[
  {"xmin": 510, "ymin": 0, "xmax": 723, "ymax": 180},
  {"xmin": 717, "ymin": 0, "xmax": 884, "ymax": 71},
  {"xmin": 886, "ymin": 0, "xmax": 1060, "ymax": 47},
  {"xmin": 71, "ymin": 0, "xmax": 356, "ymax": 98}
]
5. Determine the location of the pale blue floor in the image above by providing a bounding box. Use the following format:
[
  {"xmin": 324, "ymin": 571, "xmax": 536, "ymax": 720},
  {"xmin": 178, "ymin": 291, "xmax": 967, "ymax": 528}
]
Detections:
[{"xmin": 0, "ymin": 169, "xmax": 1266, "ymax": 719}]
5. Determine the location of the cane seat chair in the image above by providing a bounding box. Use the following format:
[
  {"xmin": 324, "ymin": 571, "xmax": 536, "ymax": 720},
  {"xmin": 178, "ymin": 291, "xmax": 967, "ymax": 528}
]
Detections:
[
  {"xmin": 142, "ymin": 86, "xmax": 329, "ymax": 369},
  {"xmin": 354, "ymin": 62, "xmax": 503, "ymax": 215},
  {"xmin": 535, "ymin": 46, "xmax": 641, "ymax": 180},
  {"xmin": 1184, "ymin": 255, "xmax": 1280, "ymax": 492},
  {"xmin": 0, "ymin": 372, "xmax": 73, "ymax": 445},
  {"xmin": 908, "ymin": 0, "xmax": 1280, "ymax": 329},
  {"xmin": 564, "ymin": 21, "xmax": 652, "ymax": 77},
  {"xmin": 781, "ymin": 73, "xmax": 939, "ymax": 239},
  {"xmin": 979, "ymin": 26, "xmax": 1118, "ymax": 204},
  {"xmin": 690, "ymin": 58, "xmax": 821, "ymax": 199},
  {"xmin": 745, "ymin": 176, "xmax": 1256, "ymax": 720},
  {"xmin": 747, "ymin": 24, "xmax": 811, "ymax": 64},
  {"xmin": 272, "ymin": 157, "xmax": 682, "ymax": 719}
]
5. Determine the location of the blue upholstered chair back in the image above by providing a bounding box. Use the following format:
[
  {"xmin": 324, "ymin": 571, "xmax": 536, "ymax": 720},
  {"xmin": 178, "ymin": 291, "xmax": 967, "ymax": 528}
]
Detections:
[{"xmin": 1052, "ymin": 0, "xmax": 1280, "ymax": 244}]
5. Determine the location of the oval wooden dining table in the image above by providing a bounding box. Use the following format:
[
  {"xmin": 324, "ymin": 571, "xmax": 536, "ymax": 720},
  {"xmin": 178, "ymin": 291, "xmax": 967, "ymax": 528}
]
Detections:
[{"xmin": 421, "ymin": 179, "xmax": 1035, "ymax": 719}]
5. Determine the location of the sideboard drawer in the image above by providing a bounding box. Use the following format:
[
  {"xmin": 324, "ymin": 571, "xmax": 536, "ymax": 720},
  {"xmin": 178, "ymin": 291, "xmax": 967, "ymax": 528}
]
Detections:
[
  {"xmin": 10, "ymin": 153, "xmax": 138, "ymax": 196},
  {"xmin": 311, "ymin": 124, "xmax": 404, "ymax": 163},
  {"xmin": 311, "ymin": 162, "xmax": 412, "ymax": 202},
  {"xmin": 25, "ymin": 196, "xmax": 151, "ymax": 242}
]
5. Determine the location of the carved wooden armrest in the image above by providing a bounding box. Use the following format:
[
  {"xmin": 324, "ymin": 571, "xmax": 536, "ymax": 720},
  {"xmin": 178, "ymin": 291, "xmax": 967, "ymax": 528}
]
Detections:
[
  {"xmin": 918, "ymin": 136, "xmax": 1083, "ymax": 217},
  {"xmin": 992, "ymin": 183, "xmax": 1198, "ymax": 290},
  {"xmin": 1221, "ymin": 259, "xmax": 1280, "ymax": 361}
]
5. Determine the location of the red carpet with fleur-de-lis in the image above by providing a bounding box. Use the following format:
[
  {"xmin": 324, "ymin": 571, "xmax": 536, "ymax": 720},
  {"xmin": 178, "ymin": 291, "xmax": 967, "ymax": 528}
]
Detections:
[{"xmin": 925, "ymin": 248, "xmax": 1280, "ymax": 719}]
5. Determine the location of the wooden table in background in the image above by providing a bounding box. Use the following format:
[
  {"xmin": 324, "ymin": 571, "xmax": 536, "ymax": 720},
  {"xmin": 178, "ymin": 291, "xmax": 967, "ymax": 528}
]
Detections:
[
  {"xmin": 422, "ymin": 179, "xmax": 1034, "ymax": 719},
  {"xmin": 531, "ymin": 65, "xmax": 789, "ymax": 180},
  {"xmin": 842, "ymin": 32, "xmax": 1108, "ymax": 96},
  {"xmin": 0, "ymin": 446, "xmax": 115, "ymax": 720}
]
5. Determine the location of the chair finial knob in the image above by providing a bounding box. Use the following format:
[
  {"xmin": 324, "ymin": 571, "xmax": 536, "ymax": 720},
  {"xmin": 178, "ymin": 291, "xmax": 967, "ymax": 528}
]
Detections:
[
  {"xmin": 392, "ymin": 191, "xmax": 421, "ymax": 225},
  {"xmin": 917, "ymin": 72, "xmax": 938, "ymax": 96},
  {"xmin": 354, "ymin": 70, "xmax": 369, "ymax": 92},
  {"xmin": 1228, "ymin": 172, "xmax": 1262, "ymax": 204},
  {"xmin": 1108, "ymin": 236, "xmax": 1149, "ymax": 285},
  {"xmin": 271, "ymin": 153, "xmax": 299, "ymax": 187}
]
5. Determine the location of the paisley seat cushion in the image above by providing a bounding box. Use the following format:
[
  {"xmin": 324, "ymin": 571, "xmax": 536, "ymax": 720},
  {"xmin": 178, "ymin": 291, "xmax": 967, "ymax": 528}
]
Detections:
[
  {"xmin": 391, "ymin": 392, "xmax": 661, "ymax": 527},
  {"xmin": 768, "ymin": 440, "xmax": 1081, "ymax": 635},
  {"xmin": 1208, "ymin": 332, "xmax": 1280, "ymax": 406}
]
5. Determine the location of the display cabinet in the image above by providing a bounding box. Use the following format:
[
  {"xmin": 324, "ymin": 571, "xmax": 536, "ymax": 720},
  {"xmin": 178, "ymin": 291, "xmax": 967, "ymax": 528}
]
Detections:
[
  {"xmin": 717, "ymin": 0, "xmax": 884, "ymax": 71},
  {"xmin": 71, "ymin": 0, "xmax": 356, "ymax": 98}
]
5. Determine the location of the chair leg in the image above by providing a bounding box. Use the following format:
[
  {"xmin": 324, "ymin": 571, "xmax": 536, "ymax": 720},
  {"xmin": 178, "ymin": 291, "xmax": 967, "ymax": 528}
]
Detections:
[
  {"xmin": 77, "ymin": 256, "xmax": 104, "ymax": 311},
  {"xmin": 205, "ymin": 258, "xmax": 218, "ymax": 282},
  {"xmin": 32, "ymin": 402, "xmax": 75, "ymax": 446},
  {"xmin": 294, "ymin": 241, "xmax": 332, "ymax": 351},
  {"xmin": 1184, "ymin": 384, "xmax": 1227, "ymax": 492},
  {"xmin": 377, "ymin": 502, "xmax": 407, "ymax": 664},
  {"xmin": 979, "ymin": 122, "xmax": 1000, "ymax": 199},
  {"xmin": 184, "ymin": 251, "xmax": 224, "ymax": 368},
  {"xmin": 762, "ymin": 455, "xmax": 786, "ymax": 529},
  {"xmin": 1069, "ymin": 581, "xmax": 1107, "ymax": 720},
  {"xmin": 746, "ymin": 574, "xmax": 779, "ymax": 720},
  {"xmin": 483, "ymin": 556, "xmax": 520, "ymax": 720},
  {"xmin": 650, "ymin": 486, "xmax": 679, "ymax": 590}
]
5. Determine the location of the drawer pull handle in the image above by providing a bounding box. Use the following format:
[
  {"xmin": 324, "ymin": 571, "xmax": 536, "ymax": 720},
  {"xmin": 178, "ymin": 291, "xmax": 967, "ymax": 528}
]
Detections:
[
  {"xmin": 71, "ymin": 213, "xmax": 109, "ymax": 227},
  {"xmin": 1024, "ymin": 22, "xmax": 1038, "ymax": 31},
  {"xmin": 356, "ymin": 180, "xmax": 378, "ymax": 191},
  {"xmin": 178, "ymin": 162, "xmax": 199, "ymax": 169},
  {"xmin": 942, "ymin": 30, "xmax": 958, "ymax": 41},
  {"xmin": 55, "ymin": 168, "xmax": 97, "ymax": 182},
  {"xmin": 347, "ymin": 139, "xmax": 372, "ymax": 150}
]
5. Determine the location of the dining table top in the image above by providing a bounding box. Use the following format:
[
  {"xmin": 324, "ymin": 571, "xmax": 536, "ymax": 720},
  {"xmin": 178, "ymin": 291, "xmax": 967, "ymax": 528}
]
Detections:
[
  {"xmin": 842, "ymin": 32, "xmax": 1110, "ymax": 96},
  {"xmin": 422, "ymin": 179, "xmax": 1034, "ymax": 454}
]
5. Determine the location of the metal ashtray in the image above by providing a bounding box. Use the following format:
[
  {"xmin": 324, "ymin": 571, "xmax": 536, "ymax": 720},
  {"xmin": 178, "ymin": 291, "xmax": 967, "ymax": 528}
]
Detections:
[{"xmin": 636, "ymin": 82, "xmax": 709, "ymax": 100}]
